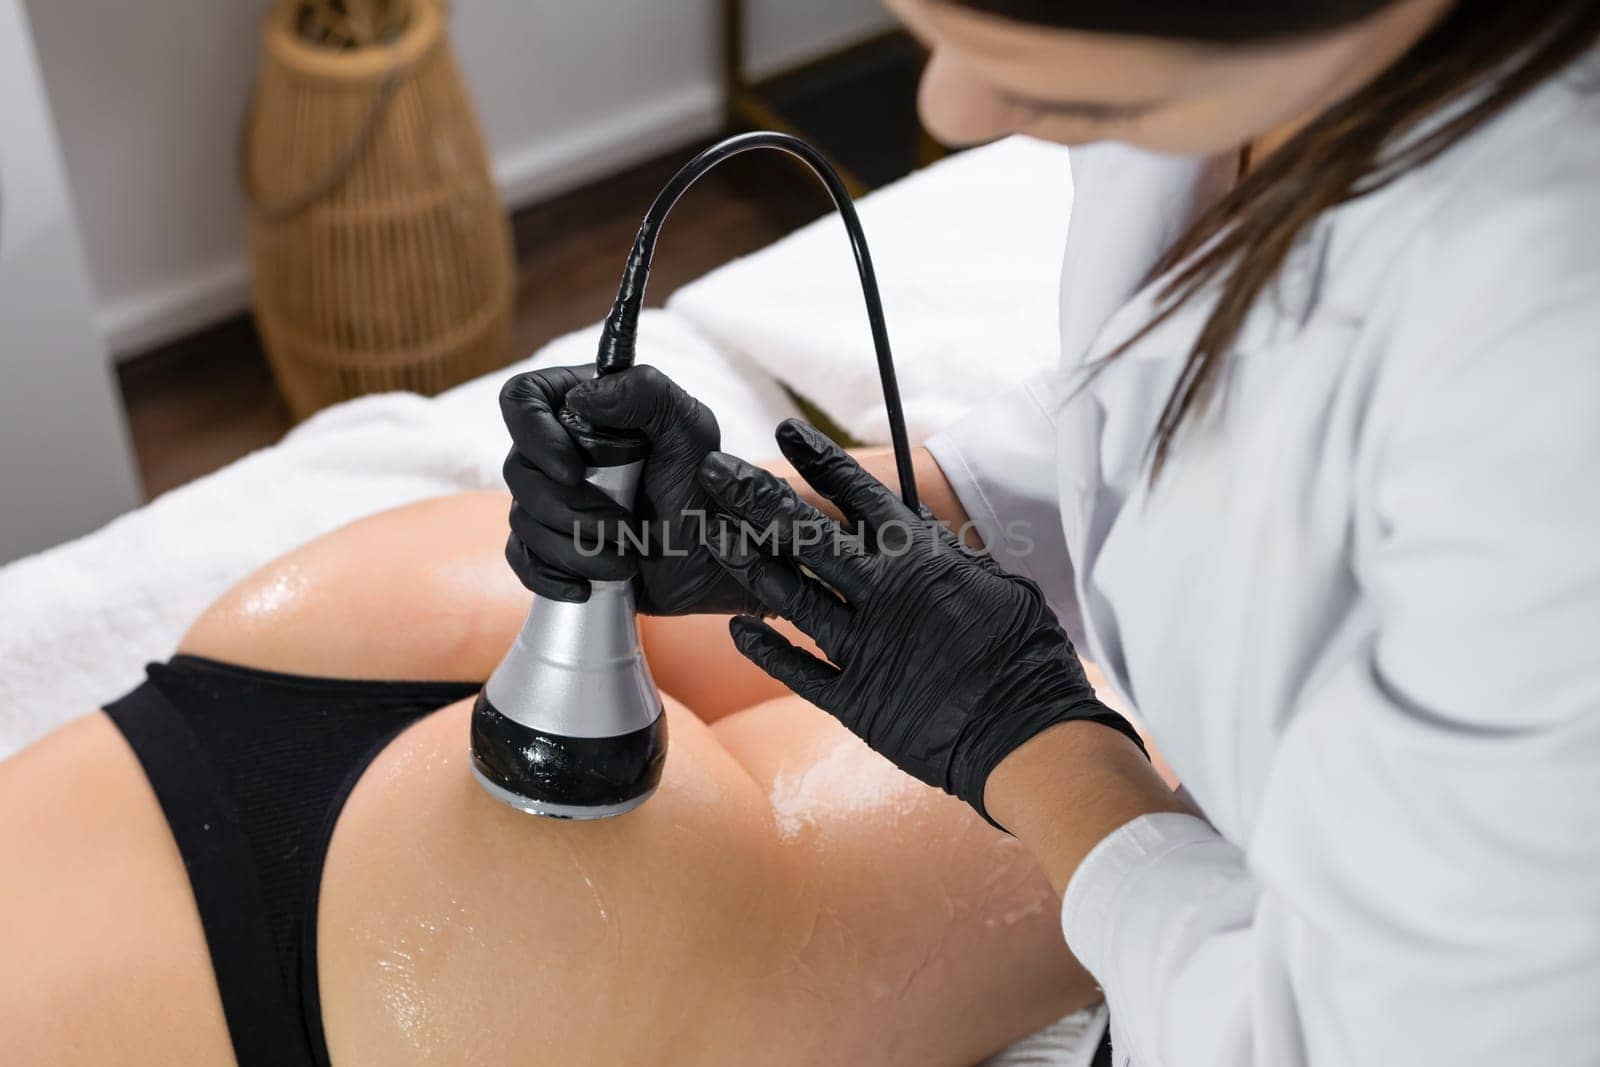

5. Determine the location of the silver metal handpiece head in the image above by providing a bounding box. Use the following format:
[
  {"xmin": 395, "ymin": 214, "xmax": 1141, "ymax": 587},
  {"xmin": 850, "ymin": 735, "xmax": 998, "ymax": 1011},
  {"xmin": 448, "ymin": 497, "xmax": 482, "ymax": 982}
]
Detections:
[{"xmin": 470, "ymin": 413, "xmax": 665, "ymax": 819}]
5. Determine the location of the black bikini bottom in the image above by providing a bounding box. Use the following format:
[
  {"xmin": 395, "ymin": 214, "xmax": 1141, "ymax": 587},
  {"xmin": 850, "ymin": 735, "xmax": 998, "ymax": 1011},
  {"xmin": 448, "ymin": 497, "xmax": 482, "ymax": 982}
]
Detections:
[{"xmin": 104, "ymin": 655, "xmax": 480, "ymax": 1067}]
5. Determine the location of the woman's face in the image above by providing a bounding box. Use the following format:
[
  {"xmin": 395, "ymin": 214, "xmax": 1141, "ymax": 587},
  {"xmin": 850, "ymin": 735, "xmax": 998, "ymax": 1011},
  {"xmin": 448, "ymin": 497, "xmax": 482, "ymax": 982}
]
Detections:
[{"xmin": 886, "ymin": 0, "xmax": 1455, "ymax": 156}]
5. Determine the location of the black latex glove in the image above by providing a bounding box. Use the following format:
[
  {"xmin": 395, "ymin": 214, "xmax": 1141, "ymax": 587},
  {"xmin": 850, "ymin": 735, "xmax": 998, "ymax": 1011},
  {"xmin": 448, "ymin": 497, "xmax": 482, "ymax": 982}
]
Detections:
[
  {"xmin": 499, "ymin": 363, "xmax": 756, "ymax": 614},
  {"xmin": 697, "ymin": 418, "xmax": 1145, "ymax": 828}
]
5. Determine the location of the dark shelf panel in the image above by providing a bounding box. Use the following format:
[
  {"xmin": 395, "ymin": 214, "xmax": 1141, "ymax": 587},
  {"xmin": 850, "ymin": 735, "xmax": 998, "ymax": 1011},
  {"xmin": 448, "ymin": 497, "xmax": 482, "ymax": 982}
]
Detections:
[{"xmin": 754, "ymin": 32, "xmax": 928, "ymax": 190}]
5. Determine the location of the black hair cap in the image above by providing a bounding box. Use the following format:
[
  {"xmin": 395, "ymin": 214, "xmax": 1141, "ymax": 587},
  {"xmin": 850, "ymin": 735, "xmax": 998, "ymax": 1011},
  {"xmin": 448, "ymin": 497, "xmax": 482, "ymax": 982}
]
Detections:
[{"xmin": 952, "ymin": 0, "xmax": 1401, "ymax": 42}]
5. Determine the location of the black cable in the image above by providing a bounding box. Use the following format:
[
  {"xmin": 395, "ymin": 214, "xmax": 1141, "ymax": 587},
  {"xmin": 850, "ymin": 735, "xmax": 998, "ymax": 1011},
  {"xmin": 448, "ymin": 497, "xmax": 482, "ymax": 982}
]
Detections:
[{"xmin": 594, "ymin": 131, "xmax": 920, "ymax": 512}]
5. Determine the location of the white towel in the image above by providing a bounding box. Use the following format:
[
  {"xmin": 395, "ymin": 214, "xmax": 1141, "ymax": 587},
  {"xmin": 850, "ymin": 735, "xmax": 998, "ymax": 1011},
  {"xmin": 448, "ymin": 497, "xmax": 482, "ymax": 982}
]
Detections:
[
  {"xmin": 0, "ymin": 312, "xmax": 797, "ymax": 756},
  {"xmin": 668, "ymin": 134, "xmax": 1074, "ymax": 446},
  {"xmin": 981, "ymin": 1006, "xmax": 1107, "ymax": 1067}
]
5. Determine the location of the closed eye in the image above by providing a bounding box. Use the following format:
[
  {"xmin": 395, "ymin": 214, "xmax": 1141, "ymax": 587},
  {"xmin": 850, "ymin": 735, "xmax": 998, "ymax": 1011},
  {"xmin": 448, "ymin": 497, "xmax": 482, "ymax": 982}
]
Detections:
[{"xmin": 999, "ymin": 91, "xmax": 1161, "ymax": 122}]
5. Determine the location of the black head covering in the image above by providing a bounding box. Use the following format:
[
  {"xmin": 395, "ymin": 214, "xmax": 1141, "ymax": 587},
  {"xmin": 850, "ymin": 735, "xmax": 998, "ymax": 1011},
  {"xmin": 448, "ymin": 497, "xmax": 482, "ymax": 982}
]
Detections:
[{"xmin": 951, "ymin": 0, "xmax": 1402, "ymax": 42}]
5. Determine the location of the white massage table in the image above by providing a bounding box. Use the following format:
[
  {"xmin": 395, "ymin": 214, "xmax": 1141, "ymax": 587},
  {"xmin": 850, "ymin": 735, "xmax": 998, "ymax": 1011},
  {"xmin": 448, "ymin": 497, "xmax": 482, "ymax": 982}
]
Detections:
[{"xmin": 0, "ymin": 134, "xmax": 1103, "ymax": 1064}]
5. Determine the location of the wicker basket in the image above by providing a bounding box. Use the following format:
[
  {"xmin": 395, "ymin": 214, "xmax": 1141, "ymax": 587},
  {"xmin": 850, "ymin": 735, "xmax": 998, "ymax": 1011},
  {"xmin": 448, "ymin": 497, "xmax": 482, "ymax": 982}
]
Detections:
[{"xmin": 243, "ymin": 0, "xmax": 513, "ymax": 418}]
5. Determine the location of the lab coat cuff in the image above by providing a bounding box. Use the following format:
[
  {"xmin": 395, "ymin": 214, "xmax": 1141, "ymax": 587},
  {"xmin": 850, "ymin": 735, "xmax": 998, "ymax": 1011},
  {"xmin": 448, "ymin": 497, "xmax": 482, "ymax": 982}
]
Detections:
[{"xmin": 1059, "ymin": 812, "xmax": 1224, "ymax": 982}]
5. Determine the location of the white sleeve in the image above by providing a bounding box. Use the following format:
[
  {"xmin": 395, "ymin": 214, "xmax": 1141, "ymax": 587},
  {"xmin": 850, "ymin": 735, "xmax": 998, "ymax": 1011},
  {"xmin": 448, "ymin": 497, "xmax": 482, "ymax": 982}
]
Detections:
[
  {"xmin": 923, "ymin": 371, "xmax": 1083, "ymax": 643},
  {"xmin": 1059, "ymin": 285, "xmax": 1600, "ymax": 1066}
]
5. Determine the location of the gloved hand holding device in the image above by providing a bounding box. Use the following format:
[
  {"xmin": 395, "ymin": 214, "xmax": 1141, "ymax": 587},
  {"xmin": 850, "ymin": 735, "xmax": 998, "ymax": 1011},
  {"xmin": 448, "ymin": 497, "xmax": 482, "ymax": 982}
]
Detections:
[
  {"xmin": 698, "ymin": 418, "xmax": 1146, "ymax": 828},
  {"xmin": 499, "ymin": 363, "xmax": 757, "ymax": 615}
]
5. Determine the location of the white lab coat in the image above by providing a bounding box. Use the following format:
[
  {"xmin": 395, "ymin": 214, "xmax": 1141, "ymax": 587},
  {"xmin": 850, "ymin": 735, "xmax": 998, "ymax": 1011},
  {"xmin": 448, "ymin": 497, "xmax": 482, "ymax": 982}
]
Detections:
[{"xmin": 924, "ymin": 57, "xmax": 1600, "ymax": 1067}]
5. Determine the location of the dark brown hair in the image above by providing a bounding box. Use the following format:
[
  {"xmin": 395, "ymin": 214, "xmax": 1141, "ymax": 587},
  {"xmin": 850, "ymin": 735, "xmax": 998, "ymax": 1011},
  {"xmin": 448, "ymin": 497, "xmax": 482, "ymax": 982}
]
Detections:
[{"xmin": 959, "ymin": 0, "xmax": 1600, "ymax": 477}]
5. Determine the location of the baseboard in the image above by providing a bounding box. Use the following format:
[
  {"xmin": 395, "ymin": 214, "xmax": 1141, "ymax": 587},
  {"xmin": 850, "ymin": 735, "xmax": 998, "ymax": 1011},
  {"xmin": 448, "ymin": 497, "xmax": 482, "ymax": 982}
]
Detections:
[
  {"xmin": 492, "ymin": 82, "xmax": 722, "ymax": 215},
  {"xmin": 99, "ymin": 260, "xmax": 253, "ymax": 361},
  {"xmin": 102, "ymin": 82, "xmax": 723, "ymax": 361}
]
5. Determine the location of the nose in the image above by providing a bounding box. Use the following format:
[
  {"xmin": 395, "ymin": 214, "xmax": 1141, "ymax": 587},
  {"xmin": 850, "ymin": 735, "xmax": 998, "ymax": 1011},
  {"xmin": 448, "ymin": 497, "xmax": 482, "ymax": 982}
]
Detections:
[{"xmin": 917, "ymin": 49, "xmax": 1024, "ymax": 146}]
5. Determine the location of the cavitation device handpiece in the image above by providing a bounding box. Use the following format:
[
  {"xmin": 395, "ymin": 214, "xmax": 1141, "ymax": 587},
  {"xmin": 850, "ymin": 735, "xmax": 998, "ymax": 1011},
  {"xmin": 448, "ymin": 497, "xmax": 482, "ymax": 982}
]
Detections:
[
  {"xmin": 469, "ymin": 409, "xmax": 665, "ymax": 819},
  {"xmin": 470, "ymin": 131, "xmax": 919, "ymax": 820}
]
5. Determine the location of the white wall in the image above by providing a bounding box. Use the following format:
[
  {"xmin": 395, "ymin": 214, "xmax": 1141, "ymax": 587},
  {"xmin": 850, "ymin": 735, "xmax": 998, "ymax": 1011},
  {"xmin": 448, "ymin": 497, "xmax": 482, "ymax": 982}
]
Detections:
[
  {"xmin": 22, "ymin": 0, "xmax": 892, "ymax": 359},
  {"xmin": 0, "ymin": 0, "xmax": 140, "ymax": 561}
]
